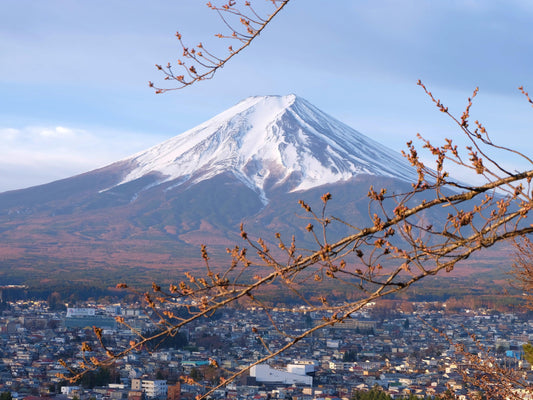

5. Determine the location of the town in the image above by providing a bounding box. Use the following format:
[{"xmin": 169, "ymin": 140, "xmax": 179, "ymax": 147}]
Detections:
[{"xmin": 0, "ymin": 294, "xmax": 532, "ymax": 399}]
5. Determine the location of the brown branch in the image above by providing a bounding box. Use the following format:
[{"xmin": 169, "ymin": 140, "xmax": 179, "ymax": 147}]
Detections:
[{"xmin": 151, "ymin": 0, "xmax": 291, "ymax": 92}]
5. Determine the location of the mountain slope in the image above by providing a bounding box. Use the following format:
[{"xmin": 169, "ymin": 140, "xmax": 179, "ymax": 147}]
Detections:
[{"xmin": 0, "ymin": 94, "xmax": 426, "ymax": 284}]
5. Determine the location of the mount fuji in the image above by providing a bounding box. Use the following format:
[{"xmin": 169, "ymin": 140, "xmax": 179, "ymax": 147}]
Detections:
[
  {"xmin": 113, "ymin": 94, "xmax": 416, "ymax": 202},
  {"xmin": 0, "ymin": 95, "xmax": 420, "ymax": 284}
]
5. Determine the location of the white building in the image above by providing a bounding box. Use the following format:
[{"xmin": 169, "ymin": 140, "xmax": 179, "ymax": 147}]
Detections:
[
  {"xmin": 66, "ymin": 308, "xmax": 95, "ymax": 317},
  {"xmin": 250, "ymin": 364, "xmax": 312, "ymax": 386},
  {"xmin": 131, "ymin": 379, "xmax": 168, "ymax": 398},
  {"xmin": 106, "ymin": 304, "xmax": 122, "ymax": 315},
  {"xmin": 287, "ymin": 363, "xmax": 315, "ymax": 375},
  {"xmin": 61, "ymin": 386, "xmax": 81, "ymax": 397}
]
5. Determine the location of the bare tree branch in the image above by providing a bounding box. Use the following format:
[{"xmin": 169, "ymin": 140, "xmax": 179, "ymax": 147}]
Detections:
[{"xmin": 149, "ymin": 0, "xmax": 291, "ymax": 93}]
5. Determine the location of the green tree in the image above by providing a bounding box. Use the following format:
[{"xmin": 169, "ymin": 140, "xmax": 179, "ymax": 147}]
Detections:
[
  {"xmin": 47, "ymin": 291, "xmax": 66, "ymax": 311},
  {"xmin": 523, "ymin": 342, "xmax": 533, "ymax": 363},
  {"xmin": 189, "ymin": 367, "xmax": 203, "ymax": 382},
  {"xmin": 0, "ymin": 392, "xmax": 12, "ymax": 400},
  {"xmin": 352, "ymin": 387, "xmax": 391, "ymax": 400},
  {"xmin": 342, "ymin": 349, "xmax": 357, "ymax": 362}
]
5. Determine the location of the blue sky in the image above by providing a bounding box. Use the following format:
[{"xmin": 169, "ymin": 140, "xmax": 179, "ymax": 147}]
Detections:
[{"xmin": 1, "ymin": 0, "xmax": 532, "ymax": 191}]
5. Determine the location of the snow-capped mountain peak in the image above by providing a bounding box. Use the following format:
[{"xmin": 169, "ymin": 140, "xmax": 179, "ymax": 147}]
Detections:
[{"xmin": 117, "ymin": 94, "xmax": 416, "ymax": 202}]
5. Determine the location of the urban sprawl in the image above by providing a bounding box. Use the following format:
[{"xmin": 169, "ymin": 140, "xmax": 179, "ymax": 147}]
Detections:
[{"xmin": 0, "ymin": 297, "xmax": 532, "ymax": 399}]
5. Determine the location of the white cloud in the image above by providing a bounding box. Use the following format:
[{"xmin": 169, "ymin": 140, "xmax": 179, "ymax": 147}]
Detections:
[
  {"xmin": 38, "ymin": 126, "xmax": 76, "ymax": 138},
  {"xmin": 0, "ymin": 126, "xmax": 91, "ymax": 150},
  {"xmin": 0, "ymin": 125, "xmax": 167, "ymax": 192}
]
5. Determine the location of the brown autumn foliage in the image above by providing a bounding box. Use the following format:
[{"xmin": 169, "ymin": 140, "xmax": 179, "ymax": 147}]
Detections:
[{"xmin": 60, "ymin": 1, "xmax": 533, "ymax": 398}]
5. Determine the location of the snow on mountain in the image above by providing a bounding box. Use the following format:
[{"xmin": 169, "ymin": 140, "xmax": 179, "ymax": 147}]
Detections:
[{"xmin": 116, "ymin": 94, "xmax": 416, "ymax": 202}]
